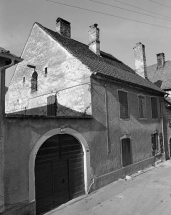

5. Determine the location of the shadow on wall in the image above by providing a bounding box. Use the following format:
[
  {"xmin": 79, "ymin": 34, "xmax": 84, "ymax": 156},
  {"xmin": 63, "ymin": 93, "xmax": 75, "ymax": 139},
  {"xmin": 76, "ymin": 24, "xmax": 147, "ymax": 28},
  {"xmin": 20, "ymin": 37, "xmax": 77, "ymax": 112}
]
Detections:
[{"xmin": 6, "ymin": 103, "xmax": 91, "ymax": 117}]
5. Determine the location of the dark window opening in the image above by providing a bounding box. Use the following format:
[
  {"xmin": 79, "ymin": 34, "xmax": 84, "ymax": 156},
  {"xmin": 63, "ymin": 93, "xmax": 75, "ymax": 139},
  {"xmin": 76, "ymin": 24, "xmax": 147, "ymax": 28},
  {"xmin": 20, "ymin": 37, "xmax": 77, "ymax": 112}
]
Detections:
[
  {"xmin": 151, "ymin": 97, "xmax": 158, "ymax": 119},
  {"xmin": 31, "ymin": 71, "xmax": 38, "ymax": 92},
  {"xmin": 118, "ymin": 90, "xmax": 129, "ymax": 119},
  {"xmin": 121, "ymin": 138, "xmax": 132, "ymax": 166},
  {"xmin": 45, "ymin": 67, "xmax": 47, "ymax": 77},
  {"xmin": 47, "ymin": 95, "xmax": 57, "ymax": 116}
]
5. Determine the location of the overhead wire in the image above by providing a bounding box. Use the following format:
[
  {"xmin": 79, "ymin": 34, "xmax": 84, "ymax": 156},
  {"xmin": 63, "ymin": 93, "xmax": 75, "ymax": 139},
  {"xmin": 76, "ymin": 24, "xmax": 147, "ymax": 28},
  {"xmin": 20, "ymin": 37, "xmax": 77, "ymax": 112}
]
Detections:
[
  {"xmin": 89, "ymin": 0, "xmax": 171, "ymax": 22},
  {"xmin": 45, "ymin": 0, "xmax": 171, "ymax": 30},
  {"xmin": 148, "ymin": 0, "xmax": 171, "ymax": 10},
  {"xmin": 109, "ymin": 0, "xmax": 171, "ymax": 19}
]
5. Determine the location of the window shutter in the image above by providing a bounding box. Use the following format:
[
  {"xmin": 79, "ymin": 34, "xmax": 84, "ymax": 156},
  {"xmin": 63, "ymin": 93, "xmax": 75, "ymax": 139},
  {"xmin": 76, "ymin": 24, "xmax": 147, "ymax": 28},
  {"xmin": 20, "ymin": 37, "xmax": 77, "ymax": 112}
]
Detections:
[
  {"xmin": 138, "ymin": 96, "xmax": 146, "ymax": 118},
  {"xmin": 118, "ymin": 91, "xmax": 128, "ymax": 119},
  {"xmin": 151, "ymin": 97, "xmax": 158, "ymax": 118}
]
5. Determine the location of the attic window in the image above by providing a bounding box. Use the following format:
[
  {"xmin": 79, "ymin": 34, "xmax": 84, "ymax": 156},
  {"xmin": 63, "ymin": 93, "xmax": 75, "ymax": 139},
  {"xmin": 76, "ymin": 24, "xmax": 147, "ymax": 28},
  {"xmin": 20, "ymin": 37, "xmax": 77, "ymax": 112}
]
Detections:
[
  {"xmin": 31, "ymin": 71, "xmax": 38, "ymax": 92},
  {"xmin": 45, "ymin": 67, "xmax": 47, "ymax": 77}
]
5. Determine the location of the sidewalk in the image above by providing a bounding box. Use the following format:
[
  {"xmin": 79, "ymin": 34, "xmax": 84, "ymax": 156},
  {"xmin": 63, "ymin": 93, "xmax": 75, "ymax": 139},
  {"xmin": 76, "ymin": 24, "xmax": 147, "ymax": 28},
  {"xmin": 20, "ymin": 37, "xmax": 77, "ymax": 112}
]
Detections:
[{"xmin": 46, "ymin": 160, "xmax": 171, "ymax": 215}]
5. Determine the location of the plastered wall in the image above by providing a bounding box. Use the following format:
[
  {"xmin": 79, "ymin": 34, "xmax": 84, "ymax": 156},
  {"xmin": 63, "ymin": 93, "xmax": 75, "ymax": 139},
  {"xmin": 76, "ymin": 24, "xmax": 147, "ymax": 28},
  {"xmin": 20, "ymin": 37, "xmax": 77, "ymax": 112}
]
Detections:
[{"xmin": 5, "ymin": 24, "xmax": 92, "ymax": 116}]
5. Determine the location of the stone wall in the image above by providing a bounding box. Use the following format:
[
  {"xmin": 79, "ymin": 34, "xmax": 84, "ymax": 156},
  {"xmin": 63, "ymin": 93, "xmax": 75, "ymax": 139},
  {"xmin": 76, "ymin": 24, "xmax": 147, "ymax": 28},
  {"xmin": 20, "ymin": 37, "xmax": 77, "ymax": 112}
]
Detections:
[{"xmin": 5, "ymin": 23, "xmax": 91, "ymax": 116}]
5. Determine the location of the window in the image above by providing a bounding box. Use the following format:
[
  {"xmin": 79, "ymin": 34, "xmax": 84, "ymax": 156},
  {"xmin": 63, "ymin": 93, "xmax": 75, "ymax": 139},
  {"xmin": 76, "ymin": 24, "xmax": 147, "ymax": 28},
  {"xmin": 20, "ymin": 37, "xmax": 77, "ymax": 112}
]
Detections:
[
  {"xmin": 151, "ymin": 97, "xmax": 158, "ymax": 119},
  {"xmin": 45, "ymin": 67, "xmax": 47, "ymax": 77},
  {"xmin": 138, "ymin": 95, "xmax": 146, "ymax": 118},
  {"xmin": 151, "ymin": 132, "xmax": 163, "ymax": 155},
  {"xmin": 121, "ymin": 138, "xmax": 132, "ymax": 166},
  {"xmin": 47, "ymin": 95, "xmax": 57, "ymax": 116},
  {"xmin": 23, "ymin": 77, "xmax": 25, "ymax": 85},
  {"xmin": 31, "ymin": 71, "xmax": 38, "ymax": 92},
  {"xmin": 118, "ymin": 90, "xmax": 129, "ymax": 119}
]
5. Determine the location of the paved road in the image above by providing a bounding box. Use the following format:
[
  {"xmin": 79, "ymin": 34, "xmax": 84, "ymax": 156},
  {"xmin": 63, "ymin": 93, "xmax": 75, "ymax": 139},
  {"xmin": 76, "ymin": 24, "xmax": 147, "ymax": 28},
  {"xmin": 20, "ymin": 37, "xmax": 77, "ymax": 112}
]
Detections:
[{"xmin": 46, "ymin": 161, "xmax": 171, "ymax": 215}]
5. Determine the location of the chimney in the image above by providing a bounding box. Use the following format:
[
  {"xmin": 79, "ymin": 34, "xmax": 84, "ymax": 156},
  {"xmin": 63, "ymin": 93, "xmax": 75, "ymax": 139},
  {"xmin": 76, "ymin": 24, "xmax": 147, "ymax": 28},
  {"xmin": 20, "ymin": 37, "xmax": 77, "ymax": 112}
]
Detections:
[
  {"xmin": 56, "ymin": 17, "xmax": 71, "ymax": 38},
  {"xmin": 157, "ymin": 53, "xmax": 165, "ymax": 69},
  {"xmin": 88, "ymin": 24, "xmax": 100, "ymax": 55},
  {"xmin": 133, "ymin": 42, "xmax": 147, "ymax": 79}
]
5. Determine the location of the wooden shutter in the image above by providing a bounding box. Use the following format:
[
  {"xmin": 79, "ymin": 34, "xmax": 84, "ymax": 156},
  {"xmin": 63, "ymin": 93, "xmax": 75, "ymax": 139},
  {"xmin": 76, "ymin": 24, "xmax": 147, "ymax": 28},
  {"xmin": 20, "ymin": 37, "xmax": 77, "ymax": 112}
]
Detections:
[
  {"xmin": 118, "ymin": 91, "xmax": 128, "ymax": 119},
  {"xmin": 138, "ymin": 96, "xmax": 145, "ymax": 118},
  {"xmin": 151, "ymin": 97, "xmax": 158, "ymax": 118},
  {"xmin": 47, "ymin": 95, "xmax": 57, "ymax": 116}
]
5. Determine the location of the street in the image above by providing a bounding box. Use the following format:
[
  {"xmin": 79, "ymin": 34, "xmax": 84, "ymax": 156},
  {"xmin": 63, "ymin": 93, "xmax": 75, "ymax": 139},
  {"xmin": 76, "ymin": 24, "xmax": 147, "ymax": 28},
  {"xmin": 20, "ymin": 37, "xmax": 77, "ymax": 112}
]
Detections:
[{"xmin": 46, "ymin": 161, "xmax": 171, "ymax": 215}]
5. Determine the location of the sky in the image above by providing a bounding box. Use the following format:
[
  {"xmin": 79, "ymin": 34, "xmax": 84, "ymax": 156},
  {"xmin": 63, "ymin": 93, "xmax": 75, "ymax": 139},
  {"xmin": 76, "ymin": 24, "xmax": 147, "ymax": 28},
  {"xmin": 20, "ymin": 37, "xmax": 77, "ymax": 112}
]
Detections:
[{"xmin": 1, "ymin": 0, "xmax": 171, "ymax": 86}]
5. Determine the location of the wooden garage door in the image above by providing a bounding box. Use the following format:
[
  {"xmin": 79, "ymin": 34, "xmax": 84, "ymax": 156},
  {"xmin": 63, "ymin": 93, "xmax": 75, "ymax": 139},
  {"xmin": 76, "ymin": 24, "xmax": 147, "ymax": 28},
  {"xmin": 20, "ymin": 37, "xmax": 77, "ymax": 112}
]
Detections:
[{"xmin": 35, "ymin": 134, "xmax": 85, "ymax": 215}]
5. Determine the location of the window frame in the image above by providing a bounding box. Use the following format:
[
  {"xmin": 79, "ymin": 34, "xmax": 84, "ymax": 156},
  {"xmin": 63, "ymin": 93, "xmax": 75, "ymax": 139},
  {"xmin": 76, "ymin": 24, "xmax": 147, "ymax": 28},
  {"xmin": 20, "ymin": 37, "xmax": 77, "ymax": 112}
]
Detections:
[
  {"xmin": 137, "ymin": 94, "xmax": 146, "ymax": 119},
  {"xmin": 118, "ymin": 89, "xmax": 129, "ymax": 120}
]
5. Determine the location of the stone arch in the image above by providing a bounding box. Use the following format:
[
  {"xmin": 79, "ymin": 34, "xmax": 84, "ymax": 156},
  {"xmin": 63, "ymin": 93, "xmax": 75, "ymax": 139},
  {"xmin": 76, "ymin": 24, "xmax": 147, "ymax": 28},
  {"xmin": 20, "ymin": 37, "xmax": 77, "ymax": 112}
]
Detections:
[{"xmin": 29, "ymin": 128, "xmax": 90, "ymax": 202}]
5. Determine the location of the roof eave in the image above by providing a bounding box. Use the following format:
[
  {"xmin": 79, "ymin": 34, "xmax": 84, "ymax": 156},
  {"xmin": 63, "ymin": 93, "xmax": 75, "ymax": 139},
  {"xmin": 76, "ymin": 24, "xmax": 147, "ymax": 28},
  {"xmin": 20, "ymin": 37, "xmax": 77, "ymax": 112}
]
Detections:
[{"xmin": 94, "ymin": 73, "xmax": 165, "ymax": 96}]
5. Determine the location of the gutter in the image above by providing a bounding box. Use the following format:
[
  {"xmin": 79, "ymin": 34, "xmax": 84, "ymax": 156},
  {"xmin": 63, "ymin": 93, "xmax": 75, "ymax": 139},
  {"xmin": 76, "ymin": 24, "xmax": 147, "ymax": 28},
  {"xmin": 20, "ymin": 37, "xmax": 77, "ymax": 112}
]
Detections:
[{"xmin": 93, "ymin": 72, "xmax": 165, "ymax": 96}]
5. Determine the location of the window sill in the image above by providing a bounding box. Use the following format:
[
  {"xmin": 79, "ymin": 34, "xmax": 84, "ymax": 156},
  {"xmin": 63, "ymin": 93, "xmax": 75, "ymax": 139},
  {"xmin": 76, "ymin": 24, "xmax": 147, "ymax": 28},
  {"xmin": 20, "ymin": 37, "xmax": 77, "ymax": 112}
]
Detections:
[{"xmin": 139, "ymin": 117, "xmax": 147, "ymax": 120}]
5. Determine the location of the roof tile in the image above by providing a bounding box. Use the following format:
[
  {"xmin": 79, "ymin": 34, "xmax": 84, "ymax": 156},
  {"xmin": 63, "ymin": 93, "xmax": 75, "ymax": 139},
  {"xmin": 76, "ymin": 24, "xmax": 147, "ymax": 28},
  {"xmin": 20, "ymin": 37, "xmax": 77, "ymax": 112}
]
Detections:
[{"xmin": 36, "ymin": 22, "xmax": 165, "ymax": 94}]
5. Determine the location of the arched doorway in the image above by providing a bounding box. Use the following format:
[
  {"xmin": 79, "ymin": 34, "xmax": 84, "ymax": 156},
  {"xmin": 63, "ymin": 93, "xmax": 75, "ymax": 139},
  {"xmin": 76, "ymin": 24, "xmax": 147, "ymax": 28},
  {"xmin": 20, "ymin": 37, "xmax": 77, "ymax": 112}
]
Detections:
[{"xmin": 35, "ymin": 134, "xmax": 85, "ymax": 215}]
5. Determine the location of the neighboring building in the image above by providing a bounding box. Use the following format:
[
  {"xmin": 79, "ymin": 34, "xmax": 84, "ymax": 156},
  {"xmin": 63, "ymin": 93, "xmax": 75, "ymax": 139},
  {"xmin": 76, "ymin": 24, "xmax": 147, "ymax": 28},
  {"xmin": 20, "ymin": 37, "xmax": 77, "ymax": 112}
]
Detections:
[
  {"xmin": 3, "ymin": 19, "xmax": 166, "ymax": 215},
  {"xmin": 0, "ymin": 47, "xmax": 22, "ymax": 213},
  {"xmin": 134, "ymin": 42, "xmax": 170, "ymax": 159}
]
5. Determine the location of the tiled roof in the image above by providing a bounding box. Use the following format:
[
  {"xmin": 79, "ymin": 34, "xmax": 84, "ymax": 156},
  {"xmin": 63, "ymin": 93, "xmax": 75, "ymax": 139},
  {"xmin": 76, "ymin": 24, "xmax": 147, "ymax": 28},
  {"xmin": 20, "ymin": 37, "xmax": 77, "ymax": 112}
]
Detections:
[
  {"xmin": 147, "ymin": 61, "xmax": 171, "ymax": 90},
  {"xmin": 0, "ymin": 47, "xmax": 22, "ymax": 62},
  {"xmin": 36, "ymin": 23, "xmax": 165, "ymax": 95}
]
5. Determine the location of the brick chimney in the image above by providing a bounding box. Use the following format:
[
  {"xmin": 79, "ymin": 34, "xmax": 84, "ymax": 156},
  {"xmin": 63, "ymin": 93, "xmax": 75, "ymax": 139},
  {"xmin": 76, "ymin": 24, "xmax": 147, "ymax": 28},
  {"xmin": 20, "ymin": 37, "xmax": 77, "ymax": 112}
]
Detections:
[
  {"xmin": 157, "ymin": 53, "xmax": 165, "ymax": 69},
  {"xmin": 56, "ymin": 17, "xmax": 71, "ymax": 38},
  {"xmin": 88, "ymin": 24, "xmax": 100, "ymax": 55},
  {"xmin": 133, "ymin": 42, "xmax": 147, "ymax": 79}
]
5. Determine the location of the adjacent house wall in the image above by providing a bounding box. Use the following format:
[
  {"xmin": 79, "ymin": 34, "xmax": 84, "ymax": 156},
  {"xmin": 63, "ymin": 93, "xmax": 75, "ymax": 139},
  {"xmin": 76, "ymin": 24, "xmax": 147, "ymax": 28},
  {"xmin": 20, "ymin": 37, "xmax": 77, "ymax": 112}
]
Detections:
[{"xmin": 5, "ymin": 24, "xmax": 92, "ymax": 116}]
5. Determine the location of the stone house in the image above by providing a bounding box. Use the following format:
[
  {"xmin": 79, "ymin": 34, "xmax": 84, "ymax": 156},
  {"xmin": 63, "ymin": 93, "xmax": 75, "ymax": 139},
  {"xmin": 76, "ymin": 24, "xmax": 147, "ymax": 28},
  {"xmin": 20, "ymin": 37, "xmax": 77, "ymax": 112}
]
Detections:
[
  {"xmin": 134, "ymin": 42, "xmax": 171, "ymax": 159},
  {"xmin": 3, "ymin": 18, "xmax": 167, "ymax": 214}
]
